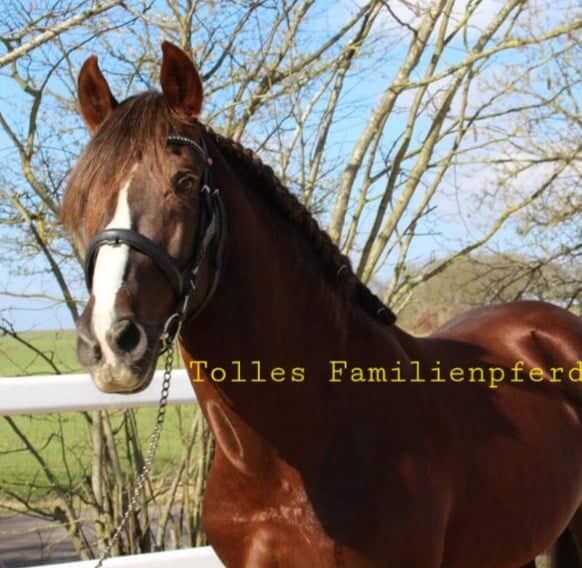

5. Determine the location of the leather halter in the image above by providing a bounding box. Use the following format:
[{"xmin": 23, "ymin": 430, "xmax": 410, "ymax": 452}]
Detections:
[{"xmin": 84, "ymin": 135, "xmax": 226, "ymax": 351}]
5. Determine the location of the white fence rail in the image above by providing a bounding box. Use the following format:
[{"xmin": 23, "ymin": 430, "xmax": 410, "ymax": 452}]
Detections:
[
  {"xmin": 0, "ymin": 370, "xmax": 224, "ymax": 567},
  {"xmin": 1, "ymin": 369, "xmax": 195, "ymax": 416},
  {"xmin": 30, "ymin": 547, "xmax": 223, "ymax": 568}
]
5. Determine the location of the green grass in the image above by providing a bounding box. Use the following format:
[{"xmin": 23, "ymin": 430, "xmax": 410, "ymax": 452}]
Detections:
[
  {"xmin": 0, "ymin": 406, "xmax": 201, "ymax": 501},
  {"xmin": 0, "ymin": 329, "xmax": 82, "ymax": 376}
]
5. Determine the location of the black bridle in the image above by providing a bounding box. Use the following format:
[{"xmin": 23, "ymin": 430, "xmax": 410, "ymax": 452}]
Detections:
[{"xmin": 84, "ymin": 135, "xmax": 226, "ymax": 351}]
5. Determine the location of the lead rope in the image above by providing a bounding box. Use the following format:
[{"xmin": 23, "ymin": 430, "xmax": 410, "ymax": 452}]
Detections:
[{"xmin": 94, "ymin": 341, "xmax": 175, "ymax": 567}]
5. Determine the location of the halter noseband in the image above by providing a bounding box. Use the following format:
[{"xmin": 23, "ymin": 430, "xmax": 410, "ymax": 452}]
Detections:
[{"xmin": 84, "ymin": 134, "xmax": 226, "ymax": 351}]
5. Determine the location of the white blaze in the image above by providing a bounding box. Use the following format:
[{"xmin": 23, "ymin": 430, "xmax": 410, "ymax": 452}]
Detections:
[{"xmin": 92, "ymin": 171, "xmax": 134, "ymax": 366}]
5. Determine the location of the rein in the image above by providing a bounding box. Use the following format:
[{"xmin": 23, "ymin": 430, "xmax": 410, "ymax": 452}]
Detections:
[{"xmin": 84, "ymin": 134, "xmax": 226, "ymax": 351}]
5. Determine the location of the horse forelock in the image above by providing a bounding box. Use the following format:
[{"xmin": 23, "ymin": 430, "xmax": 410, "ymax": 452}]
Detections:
[{"xmin": 62, "ymin": 92, "xmax": 178, "ymax": 242}]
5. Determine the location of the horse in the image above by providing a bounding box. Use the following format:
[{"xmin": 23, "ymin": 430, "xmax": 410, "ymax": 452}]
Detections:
[{"xmin": 61, "ymin": 42, "xmax": 582, "ymax": 567}]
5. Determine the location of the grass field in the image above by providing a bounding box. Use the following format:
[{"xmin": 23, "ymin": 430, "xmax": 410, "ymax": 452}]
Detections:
[
  {"xmin": 0, "ymin": 406, "xmax": 201, "ymax": 499},
  {"xmin": 0, "ymin": 329, "xmax": 83, "ymax": 376},
  {"xmin": 0, "ymin": 329, "xmax": 195, "ymax": 503}
]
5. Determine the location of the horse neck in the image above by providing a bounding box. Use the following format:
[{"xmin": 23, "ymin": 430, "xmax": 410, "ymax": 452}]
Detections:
[
  {"xmin": 187, "ymin": 207, "xmax": 347, "ymax": 369},
  {"xmin": 179, "ymin": 142, "xmax": 358, "ymax": 443}
]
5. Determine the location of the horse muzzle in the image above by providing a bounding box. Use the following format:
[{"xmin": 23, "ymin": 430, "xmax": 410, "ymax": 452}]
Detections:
[
  {"xmin": 76, "ymin": 314, "xmax": 158, "ymax": 394},
  {"xmin": 91, "ymin": 361, "xmax": 155, "ymax": 394}
]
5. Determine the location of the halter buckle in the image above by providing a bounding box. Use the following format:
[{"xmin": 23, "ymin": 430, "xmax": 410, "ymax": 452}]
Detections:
[{"xmin": 160, "ymin": 312, "xmax": 182, "ymax": 351}]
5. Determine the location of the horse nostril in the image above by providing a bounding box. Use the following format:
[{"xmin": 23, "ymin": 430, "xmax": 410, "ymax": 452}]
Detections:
[
  {"xmin": 114, "ymin": 319, "xmax": 139, "ymax": 352},
  {"xmin": 110, "ymin": 319, "xmax": 146, "ymax": 357},
  {"xmin": 77, "ymin": 332, "xmax": 102, "ymax": 367},
  {"xmin": 92, "ymin": 343, "xmax": 102, "ymax": 362}
]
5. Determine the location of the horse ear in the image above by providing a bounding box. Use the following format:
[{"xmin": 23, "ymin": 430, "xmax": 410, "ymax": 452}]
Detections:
[
  {"xmin": 160, "ymin": 41, "xmax": 203, "ymax": 119},
  {"xmin": 77, "ymin": 56, "xmax": 118, "ymax": 134}
]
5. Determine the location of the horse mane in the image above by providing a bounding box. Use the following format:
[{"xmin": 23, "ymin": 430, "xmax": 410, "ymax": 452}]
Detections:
[
  {"xmin": 201, "ymin": 124, "xmax": 396, "ymax": 327},
  {"xmin": 62, "ymin": 91, "xmax": 395, "ymax": 326}
]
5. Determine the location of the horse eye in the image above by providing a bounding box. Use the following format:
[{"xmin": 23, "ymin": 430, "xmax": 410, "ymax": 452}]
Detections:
[{"xmin": 173, "ymin": 172, "xmax": 196, "ymax": 194}]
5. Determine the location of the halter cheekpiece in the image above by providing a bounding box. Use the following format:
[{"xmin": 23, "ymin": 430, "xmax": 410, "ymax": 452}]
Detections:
[{"xmin": 84, "ymin": 134, "xmax": 226, "ymax": 351}]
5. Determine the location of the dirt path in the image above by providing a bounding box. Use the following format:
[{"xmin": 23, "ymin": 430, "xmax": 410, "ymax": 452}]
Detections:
[{"xmin": 0, "ymin": 514, "xmax": 77, "ymax": 567}]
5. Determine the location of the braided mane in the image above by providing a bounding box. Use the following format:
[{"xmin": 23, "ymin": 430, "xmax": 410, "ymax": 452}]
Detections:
[{"xmin": 203, "ymin": 124, "xmax": 396, "ymax": 327}]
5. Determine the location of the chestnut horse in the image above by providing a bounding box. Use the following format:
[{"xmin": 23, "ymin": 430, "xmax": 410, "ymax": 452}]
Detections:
[{"xmin": 62, "ymin": 43, "xmax": 582, "ymax": 567}]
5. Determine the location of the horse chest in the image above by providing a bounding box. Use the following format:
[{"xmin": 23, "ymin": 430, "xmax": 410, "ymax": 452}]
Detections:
[
  {"xmin": 202, "ymin": 400, "xmax": 448, "ymax": 567},
  {"xmin": 201, "ymin": 400, "xmax": 342, "ymax": 565},
  {"xmin": 202, "ymin": 450, "xmax": 340, "ymax": 567}
]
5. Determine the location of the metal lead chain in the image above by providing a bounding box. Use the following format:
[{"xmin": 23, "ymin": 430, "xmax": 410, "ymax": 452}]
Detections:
[{"xmin": 94, "ymin": 342, "xmax": 175, "ymax": 567}]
